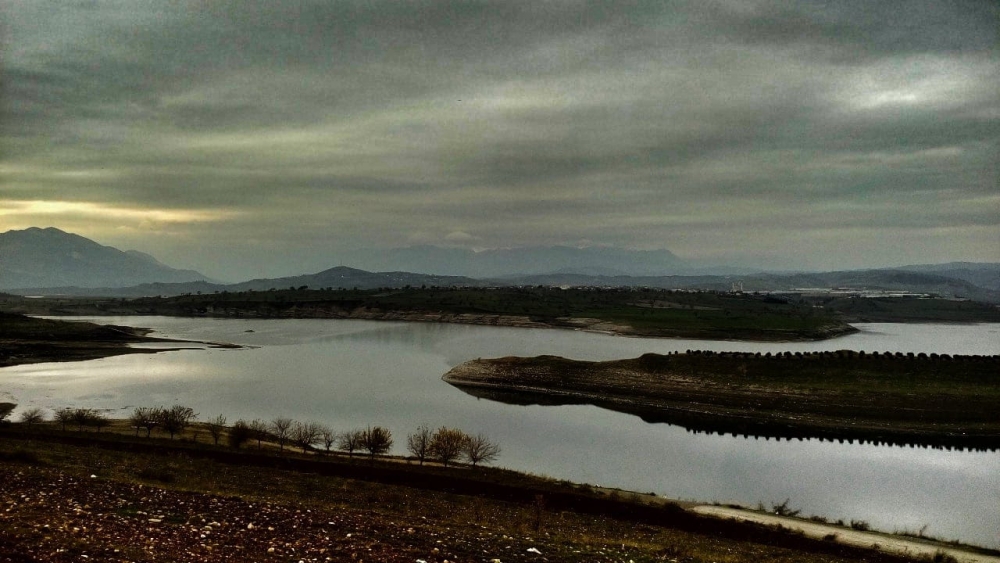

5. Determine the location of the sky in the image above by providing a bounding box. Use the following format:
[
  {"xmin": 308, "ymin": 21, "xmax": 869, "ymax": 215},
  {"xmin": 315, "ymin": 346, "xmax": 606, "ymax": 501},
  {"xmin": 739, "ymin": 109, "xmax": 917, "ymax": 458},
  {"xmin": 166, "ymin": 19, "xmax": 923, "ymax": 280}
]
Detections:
[{"xmin": 2, "ymin": 0, "xmax": 998, "ymax": 281}]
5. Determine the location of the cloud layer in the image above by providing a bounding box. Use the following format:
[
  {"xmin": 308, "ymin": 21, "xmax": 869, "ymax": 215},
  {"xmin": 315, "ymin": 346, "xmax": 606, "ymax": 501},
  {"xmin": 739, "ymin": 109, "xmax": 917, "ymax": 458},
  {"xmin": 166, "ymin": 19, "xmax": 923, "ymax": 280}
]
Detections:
[{"xmin": 3, "ymin": 0, "xmax": 997, "ymax": 279}]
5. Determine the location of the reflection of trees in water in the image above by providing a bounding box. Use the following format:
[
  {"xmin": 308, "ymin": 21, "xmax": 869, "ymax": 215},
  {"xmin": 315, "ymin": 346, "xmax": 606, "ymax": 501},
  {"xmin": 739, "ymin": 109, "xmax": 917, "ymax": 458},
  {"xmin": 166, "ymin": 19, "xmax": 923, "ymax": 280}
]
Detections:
[{"xmin": 449, "ymin": 384, "xmax": 999, "ymax": 453}]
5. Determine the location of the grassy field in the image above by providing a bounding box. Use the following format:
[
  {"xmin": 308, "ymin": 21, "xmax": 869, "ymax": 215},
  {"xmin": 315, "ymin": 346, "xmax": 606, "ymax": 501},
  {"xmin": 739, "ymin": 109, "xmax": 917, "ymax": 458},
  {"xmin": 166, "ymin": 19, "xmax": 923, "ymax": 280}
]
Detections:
[{"xmin": 0, "ymin": 424, "xmax": 940, "ymax": 563}]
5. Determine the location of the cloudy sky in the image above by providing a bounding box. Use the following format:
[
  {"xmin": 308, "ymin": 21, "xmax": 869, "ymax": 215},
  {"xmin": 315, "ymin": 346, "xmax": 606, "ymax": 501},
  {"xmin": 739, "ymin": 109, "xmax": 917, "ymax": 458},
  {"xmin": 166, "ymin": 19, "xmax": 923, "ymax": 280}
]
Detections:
[{"xmin": 2, "ymin": 0, "xmax": 997, "ymax": 280}]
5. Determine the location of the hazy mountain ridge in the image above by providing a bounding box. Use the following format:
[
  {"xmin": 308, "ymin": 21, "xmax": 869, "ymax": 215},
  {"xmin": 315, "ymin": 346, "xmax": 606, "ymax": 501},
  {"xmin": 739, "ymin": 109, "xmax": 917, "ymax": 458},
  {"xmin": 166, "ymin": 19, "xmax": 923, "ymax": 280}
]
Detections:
[
  {"xmin": 337, "ymin": 244, "xmax": 729, "ymax": 277},
  {"xmin": 0, "ymin": 227, "xmax": 211, "ymax": 289},
  {"xmin": 2, "ymin": 228, "xmax": 997, "ymax": 302},
  {"xmin": 224, "ymin": 266, "xmax": 486, "ymax": 292},
  {"xmin": 507, "ymin": 269, "xmax": 1000, "ymax": 303},
  {"xmin": 891, "ymin": 263, "xmax": 1000, "ymax": 291}
]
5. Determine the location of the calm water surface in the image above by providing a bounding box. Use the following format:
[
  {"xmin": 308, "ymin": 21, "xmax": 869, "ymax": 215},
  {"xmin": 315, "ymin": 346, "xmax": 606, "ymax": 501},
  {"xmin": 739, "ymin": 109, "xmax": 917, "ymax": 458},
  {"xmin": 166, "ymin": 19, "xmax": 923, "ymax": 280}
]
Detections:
[{"xmin": 2, "ymin": 317, "xmax": 998, "ymax": 547}]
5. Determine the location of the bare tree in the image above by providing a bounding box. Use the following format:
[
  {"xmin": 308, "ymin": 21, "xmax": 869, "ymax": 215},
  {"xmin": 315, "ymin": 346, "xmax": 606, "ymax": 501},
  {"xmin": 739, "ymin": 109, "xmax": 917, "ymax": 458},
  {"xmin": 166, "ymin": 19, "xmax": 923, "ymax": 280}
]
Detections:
[
  {"xmin": 429, "ymin": 427, "xmax": 467, "ymax": 466},
  {"xmin": 291, "ymin": 421, "xmax": 321, "ymax": 453},
  {"xmin": 249, "ymin": 419, "xmax": 268, "ymax": 449},
  {"xmin": 407, "ymin": 425, "xmax": 432, "ymax": 465},
  {"xmin": 54, "ymin": 407, "xmax": 73, "ymax": 431},
  {"xmin": 228, "ymin": 419, "xmax": 252, "ymax": 449},
  {"xmin": 70, "ymin": 408, "xmax": 96, "ymax": 431},
  {"xmin": 338, "ymin": 429, "xmax": 364, "ymax": 458},
  {"xmin": 319, "ymin": 425, "xmax": 337, "ymax": 453},
  {"xmin": 129, "ymin": 407, "xmax": 160, "ymax": 437},
  {"xmin": 463, "ymin": 433, "xmax": 501, "ymax": 467},
  {"xmin": 91, "ymin": 411, "xmax": 110, "ymax": 433},
  {"xmin": 159, "ymin": 405, "xmax": 197, "ymax": 439},
  {"xmin": 19, "ymin": 407, "xmax": 46, "ymax": 427},
  {"xmin": 361, "ymin": 426, "xmax": 393, "ymax": 461},
  {"xmin": 270, "ymin": 417, "xmax": 293, "ymax": 452},
  {"xmin": 205, "ymin": 414, "xmax": 227, "ymax": 445}
]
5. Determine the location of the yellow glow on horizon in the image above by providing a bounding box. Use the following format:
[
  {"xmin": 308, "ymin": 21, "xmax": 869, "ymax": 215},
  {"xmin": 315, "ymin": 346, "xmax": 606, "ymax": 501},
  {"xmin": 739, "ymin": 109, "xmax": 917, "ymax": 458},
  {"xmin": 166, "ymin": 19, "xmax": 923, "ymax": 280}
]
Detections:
[{"xmin": 0, "ymin": 200, "xmax": 238, "ymax": 224}]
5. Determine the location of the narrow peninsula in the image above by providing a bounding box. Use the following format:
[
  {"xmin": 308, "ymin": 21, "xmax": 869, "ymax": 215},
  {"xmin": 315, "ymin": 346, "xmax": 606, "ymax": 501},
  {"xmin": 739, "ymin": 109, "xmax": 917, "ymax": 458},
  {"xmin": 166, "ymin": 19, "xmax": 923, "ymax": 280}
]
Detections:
[
  {"xmin": 444, "ymin": 351, "xmax": 1000, "ymax": 449},
  {"xmin": 0, "ymin": 312, "xmax": 218, "ymax": 368}
]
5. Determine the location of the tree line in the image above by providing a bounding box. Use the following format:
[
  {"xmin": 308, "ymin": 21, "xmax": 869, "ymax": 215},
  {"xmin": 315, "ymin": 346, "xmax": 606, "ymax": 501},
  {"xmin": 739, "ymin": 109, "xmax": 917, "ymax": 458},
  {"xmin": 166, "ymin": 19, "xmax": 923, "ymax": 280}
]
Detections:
[{"xmin": 1, "ymin": 405, "xmax": 501, "ymax": 467}]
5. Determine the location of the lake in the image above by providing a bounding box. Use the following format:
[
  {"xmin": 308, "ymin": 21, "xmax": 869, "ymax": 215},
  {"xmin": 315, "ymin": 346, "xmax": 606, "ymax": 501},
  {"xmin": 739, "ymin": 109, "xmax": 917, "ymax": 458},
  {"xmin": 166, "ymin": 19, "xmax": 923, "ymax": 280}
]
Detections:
[{"xmin": 2, "ymin": 317, "xmax": 998, "ymax": 547}]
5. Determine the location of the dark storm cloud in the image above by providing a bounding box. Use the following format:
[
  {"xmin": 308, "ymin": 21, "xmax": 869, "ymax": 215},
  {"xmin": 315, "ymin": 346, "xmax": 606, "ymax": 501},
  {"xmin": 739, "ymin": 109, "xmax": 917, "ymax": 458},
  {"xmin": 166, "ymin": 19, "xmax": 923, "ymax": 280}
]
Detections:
[
  {"xmin": 2, "ymin": 0, "xmax": 997, "ymax": 278},
  {"xmin": 713, "ymin": 0, "xmax": 998, "ymax": 59}
]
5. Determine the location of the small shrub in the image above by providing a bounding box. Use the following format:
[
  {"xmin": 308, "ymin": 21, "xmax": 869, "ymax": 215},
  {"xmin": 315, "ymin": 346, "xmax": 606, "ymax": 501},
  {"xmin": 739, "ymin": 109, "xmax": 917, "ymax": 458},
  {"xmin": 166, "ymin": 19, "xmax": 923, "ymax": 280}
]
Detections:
[
  {"xmin": 822, "ymin": 533, "xmax": 838, "ymax": 542},
  {"xmin": 850, "ymin": 519, "xmax": 871, "ymax": 531},
  {"xmin": 771, "ymin": 499, "xmax": 801, "ymax": 517}
]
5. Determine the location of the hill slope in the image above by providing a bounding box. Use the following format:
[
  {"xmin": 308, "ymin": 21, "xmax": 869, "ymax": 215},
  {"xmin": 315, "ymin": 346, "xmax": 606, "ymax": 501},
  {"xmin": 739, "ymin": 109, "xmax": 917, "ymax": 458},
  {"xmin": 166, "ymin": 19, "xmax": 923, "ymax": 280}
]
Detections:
[{"xmin": 0, "ymin": 227, "xmax": 211, "ymax": 289}]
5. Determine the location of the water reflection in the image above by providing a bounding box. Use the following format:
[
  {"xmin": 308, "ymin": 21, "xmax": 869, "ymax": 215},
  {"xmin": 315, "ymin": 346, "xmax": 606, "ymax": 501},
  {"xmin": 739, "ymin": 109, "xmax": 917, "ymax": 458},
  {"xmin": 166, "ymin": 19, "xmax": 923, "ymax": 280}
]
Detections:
[
  {"xmin": 450, "ymin": 384, "xmax": 1000, "ymax": 452},
  {"xmin": 3, "ymin": 317, "xmax": 999, "ymax": 547}
]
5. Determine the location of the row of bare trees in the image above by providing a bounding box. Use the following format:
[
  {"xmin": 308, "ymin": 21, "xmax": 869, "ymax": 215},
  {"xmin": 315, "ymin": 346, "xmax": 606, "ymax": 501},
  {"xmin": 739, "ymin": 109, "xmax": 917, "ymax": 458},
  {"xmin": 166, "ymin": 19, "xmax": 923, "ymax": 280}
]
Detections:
[
  {"xmin": 406, "ymin": 425, "xmax": 500, "ymax": 467},
  {"xmin": 0, "ymin": 405, "xmax": 107, "ymax": 431},
  {"xmin": 128, "ymin": 406, "xmax": 198, "ymax": 439},
  {"xmin": 222, "ymin": 417, "xmax": 395, "ymax": 461},
  {"xmin": 5, "ymin": 405, "xmax": 501, "ymax": 467}
]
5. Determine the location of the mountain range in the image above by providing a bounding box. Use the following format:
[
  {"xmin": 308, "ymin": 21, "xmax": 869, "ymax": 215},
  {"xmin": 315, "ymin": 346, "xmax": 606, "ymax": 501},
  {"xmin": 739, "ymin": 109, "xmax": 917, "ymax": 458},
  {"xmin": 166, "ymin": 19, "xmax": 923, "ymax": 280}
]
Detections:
[
  {"xmin": 1, "ymin": 227, "xmax": 997, "ymax": 302},
  {"xmin": 336, "ymin": 244, "xmax": 748, "ymax": 277},
  {"xmin": 0, "ymin": 227, "xmax": 211, "ymax": 289}
]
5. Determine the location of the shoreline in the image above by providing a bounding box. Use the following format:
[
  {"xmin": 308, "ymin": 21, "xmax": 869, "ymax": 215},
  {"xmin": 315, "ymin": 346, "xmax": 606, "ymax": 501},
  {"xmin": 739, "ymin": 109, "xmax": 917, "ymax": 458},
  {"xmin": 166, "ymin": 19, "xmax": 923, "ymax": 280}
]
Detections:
[
  {"xmin": 0, "ymin": 313, "xmax": 239, "ymax": 369},
  {"xmin": 443, "ymin": 353, "xmax": 1000, "ymax": 449},
  {"xmin": 34, "ymin": 308, "xmax": 861, "ymax": 342}
]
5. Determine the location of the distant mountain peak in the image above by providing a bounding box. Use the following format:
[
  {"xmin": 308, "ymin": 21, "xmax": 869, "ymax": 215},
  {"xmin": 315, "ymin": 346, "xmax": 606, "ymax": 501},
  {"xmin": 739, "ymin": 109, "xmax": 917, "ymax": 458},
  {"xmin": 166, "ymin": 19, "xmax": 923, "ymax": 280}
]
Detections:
[
  {"xmin": 315, "ymin": 265, "xmax": 372, "ymax": 276},
  {"xmin": 0, "ymin": 227, "xmax": 212, "ymax": 290}
]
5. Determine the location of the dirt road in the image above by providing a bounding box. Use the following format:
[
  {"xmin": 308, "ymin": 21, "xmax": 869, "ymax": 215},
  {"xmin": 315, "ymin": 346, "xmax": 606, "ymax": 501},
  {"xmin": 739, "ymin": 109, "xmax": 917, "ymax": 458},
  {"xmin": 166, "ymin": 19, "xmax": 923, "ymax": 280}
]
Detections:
[{"xmin": 692, "ymin": 505, "xmax": 1000, "ymax": 563}]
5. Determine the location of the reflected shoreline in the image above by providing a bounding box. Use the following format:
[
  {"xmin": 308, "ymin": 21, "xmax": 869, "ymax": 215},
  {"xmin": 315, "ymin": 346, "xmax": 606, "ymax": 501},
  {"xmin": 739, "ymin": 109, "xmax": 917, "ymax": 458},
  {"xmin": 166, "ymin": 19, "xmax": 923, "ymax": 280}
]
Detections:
[{"xmin": 448, "ymin": 384, "xmax": 1000, "ymax": 452}]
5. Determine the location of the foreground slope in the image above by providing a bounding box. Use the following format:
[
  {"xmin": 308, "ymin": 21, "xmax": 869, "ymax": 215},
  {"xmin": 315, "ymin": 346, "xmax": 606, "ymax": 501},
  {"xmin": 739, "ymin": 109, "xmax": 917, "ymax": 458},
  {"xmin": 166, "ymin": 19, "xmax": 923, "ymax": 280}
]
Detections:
[{"xmin": 0, "ymin": 429, "xmax": 937, "ymax": 563}]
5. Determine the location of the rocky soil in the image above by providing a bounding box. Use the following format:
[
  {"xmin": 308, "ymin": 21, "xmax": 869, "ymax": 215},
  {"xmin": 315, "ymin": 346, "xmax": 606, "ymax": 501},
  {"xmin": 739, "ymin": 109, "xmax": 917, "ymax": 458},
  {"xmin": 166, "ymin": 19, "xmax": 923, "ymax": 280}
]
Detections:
[{"xmin": 0, "ymin": 465, "xmax": 606, "ymax": 563}]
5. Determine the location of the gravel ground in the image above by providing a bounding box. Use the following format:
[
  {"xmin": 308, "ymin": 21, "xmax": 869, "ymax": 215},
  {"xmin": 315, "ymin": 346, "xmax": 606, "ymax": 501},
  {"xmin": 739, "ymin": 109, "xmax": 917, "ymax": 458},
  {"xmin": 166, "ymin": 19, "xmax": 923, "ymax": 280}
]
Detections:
[{"xmin": 0, "ymin": 466, "xmax": 617, "ymax": 563}]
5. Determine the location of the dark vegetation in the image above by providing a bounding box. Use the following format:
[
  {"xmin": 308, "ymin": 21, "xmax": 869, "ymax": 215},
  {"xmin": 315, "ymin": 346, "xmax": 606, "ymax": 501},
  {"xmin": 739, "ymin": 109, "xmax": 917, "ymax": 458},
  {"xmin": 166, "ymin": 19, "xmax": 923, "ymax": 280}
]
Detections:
[
  {"xmin": 0, "ymin": 312, "xmax": 180, "ymax": 368},
  {"xmin": 5, "ymin": 404, "xmax": 503, "ymax": 470},
  {"xmin": 445, "ymin": 350, "xmax": 1000, "ymax": 449},
  {"xmin": 3, "ymin": 287, "xmax": 864, "ymax": 340},
  {"xmin": 815, "ymin": 295, "xmax": 1000, "ymax": 323},
  {"xmin": 0, "ymin": 422, "xmax": 951, "ymax": 563}
]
